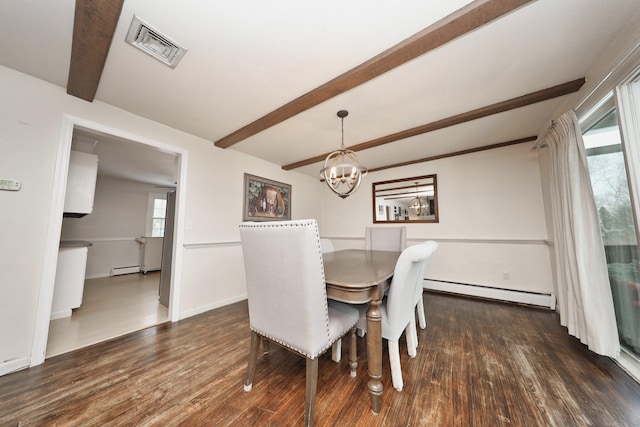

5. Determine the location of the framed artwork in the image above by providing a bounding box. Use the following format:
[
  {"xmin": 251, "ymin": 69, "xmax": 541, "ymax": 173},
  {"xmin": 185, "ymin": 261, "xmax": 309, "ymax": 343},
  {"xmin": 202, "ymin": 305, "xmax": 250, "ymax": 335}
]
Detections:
[{"xmin": 243, "ymin": 173, "xmax": 291, "ymax": 222}]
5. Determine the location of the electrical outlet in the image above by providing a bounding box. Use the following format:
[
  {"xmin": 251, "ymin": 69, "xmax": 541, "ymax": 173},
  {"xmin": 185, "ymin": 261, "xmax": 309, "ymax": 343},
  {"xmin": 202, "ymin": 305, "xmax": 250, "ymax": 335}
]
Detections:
[{"xmin": 502, "ymin": 271, "xmax": 511, "ymax": 280}]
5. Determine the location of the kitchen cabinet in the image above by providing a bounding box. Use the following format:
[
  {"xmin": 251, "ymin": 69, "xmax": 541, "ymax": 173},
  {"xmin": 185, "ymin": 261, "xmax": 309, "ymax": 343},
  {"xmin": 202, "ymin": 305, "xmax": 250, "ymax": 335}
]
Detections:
[
  {"xmin": 51, "ymin": 241, "xmax": 92, "ymax": 320},
  {"xmin": 64, "ymin": 150, "xmax": 98, "ymax": 217}
]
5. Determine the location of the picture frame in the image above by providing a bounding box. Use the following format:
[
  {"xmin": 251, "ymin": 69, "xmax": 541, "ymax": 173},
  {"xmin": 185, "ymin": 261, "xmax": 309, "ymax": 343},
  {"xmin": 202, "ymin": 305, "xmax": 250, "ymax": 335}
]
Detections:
[
  {"xmin": 243, "ymin": 173, "xmax": 291, "ymax": 222},
  {"xmin": 376, "ymin": 204, "xmax": 388, "ymax": 221}
]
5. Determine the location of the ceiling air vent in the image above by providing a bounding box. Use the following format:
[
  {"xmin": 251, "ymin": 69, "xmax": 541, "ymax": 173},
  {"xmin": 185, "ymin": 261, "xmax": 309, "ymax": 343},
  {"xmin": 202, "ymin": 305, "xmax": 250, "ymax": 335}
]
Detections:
[{"xmin": 125, "ymin": 15, "xmax": 187, "ymax": 69}]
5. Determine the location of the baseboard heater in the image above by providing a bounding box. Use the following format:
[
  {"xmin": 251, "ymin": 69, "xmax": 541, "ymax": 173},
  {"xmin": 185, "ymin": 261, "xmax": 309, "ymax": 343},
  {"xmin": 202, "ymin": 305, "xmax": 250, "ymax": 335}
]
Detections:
[
  {"xmin": 424, "ymin": 279, "xmax": 556, "ymax": 309},
  {"xmin": 110, "ymin": 265, "xmax": 140, "ymax": 276}
]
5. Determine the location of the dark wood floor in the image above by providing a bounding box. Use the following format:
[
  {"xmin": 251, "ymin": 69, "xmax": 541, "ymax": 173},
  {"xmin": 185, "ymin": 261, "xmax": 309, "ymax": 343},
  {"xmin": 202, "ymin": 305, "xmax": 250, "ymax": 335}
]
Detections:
[{"xmin": 2, "ymin": 292, "xmax": 640, "ymax": 426}]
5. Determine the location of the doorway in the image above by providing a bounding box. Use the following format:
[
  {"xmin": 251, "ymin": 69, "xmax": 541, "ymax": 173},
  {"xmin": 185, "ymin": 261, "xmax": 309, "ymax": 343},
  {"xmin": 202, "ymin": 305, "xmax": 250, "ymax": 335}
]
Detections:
[{"xmin": 32, "ymin": 115, "xmax": 187, "ymax": 364}]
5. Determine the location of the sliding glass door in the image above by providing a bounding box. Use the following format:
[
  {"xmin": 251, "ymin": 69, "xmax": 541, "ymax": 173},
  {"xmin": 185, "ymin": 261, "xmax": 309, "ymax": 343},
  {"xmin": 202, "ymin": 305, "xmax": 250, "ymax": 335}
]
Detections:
[{"xmin": 583, "ymin": 106, "xmax": 640, "ymax": 358}]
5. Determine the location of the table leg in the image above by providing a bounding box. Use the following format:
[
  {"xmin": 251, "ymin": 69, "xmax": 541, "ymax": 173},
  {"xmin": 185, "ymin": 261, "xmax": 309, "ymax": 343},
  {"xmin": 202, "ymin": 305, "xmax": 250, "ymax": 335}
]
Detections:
[{"xmin": 366, "ymin": 296, "xmax": 383, "ymax": 413}]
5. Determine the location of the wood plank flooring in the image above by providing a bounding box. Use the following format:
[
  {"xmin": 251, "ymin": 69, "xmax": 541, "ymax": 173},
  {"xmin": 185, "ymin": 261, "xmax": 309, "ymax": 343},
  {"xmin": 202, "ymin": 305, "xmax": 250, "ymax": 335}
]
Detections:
[{"xmin": 3, "ymin": 292, "xmax": 640, "ymax": 426}]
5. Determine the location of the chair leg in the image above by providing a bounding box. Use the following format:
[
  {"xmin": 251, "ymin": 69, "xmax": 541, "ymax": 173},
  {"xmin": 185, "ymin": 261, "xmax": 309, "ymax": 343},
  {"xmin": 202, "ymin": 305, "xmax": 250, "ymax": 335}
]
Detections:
[
  {"xmin": 349, "ymin": 327, "xmax": 358, "ymax": 377},
  {"xmin": 305, "ymin": 357, "xmax": 319, "ymax": 427},
  {"xmin": 262, "ymin": 337, "xmax": 270, "ymax": 355},
  {"xmin": 417, "ymin": 297, "xmax": 426, "ymax": 329},
  {"xmin": 411, "ymin": 310, "xmax": 419, "ymax": 349},
  {"xmin": 244, "ymin": 331, "xmax": 260, "ymax": 392},
  {"xmin": 388, "ymin": 340, "xmax": 403, "ymax": 391},
  {"xmin": 406, "ymin": 319, "xmax": 417, "ymax": 358},
  {"xmin": 331, "ymin": 339, "xmax": 342, "ymax": 363}
]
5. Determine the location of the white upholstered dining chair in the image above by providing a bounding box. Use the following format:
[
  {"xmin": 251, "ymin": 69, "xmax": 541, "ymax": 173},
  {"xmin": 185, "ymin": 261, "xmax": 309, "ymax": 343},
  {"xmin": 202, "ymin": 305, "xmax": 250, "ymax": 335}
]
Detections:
[
  {"xmin": 357, "ymin": 241, "xmax": 437, "ymax": 391},
  {"xmin": 364, "ymin": 226, "xmax": 407, "ymax": 252},
  {"xmin": 364, "ymin": 226, "xmax": 407, "ymax": 327},
  {"xmin": 364, "ymin": 227, "xmax": 430, "ymax": 340},
  {"xmin": 239, "ymin": 219, "xmax": 359, "ymax": 427},
  {"xmin": 411, "ymin": 241, "xmax": 437, "ymax": 347}
]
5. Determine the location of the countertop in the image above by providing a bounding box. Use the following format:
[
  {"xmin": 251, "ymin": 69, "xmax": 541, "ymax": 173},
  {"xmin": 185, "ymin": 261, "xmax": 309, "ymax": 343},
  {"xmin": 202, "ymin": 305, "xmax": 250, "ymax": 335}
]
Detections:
[{"xmin": 59, "ymin": 240, "xmax": 93, "ymax": 248}]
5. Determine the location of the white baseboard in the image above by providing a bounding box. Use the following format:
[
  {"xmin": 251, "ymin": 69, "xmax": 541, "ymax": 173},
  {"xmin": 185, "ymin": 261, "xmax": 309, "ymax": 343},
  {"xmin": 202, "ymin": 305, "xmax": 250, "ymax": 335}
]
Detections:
[
  {"xmin": 0, "ymin": 357, "xmax": 30, "ymax": 376},
  {"xmin": 110, "ymin": 265, "xmax": 140, "ymax": 276},
  {"xmin": 50, "ymin": 309, "xmax": 72, "ymax": 320},
  {"xmin": 616, "ymin": 348, "xmax": 640, "ymax": 383},
  {"xmin": 180, "ymin": 294, "xmax": 248, "ymax": 320},
  {"xmin": 86, "ymin": 273, "xmax": 109, "ymax": 280},
  {"xmin": 424, "ymin": 279, "xmax": 555, "ymax": 309}
]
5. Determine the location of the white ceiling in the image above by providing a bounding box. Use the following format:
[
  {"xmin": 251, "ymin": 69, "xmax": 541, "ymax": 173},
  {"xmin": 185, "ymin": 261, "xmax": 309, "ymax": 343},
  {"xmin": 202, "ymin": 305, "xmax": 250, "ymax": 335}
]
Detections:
[
  {"xmin": 2, "ymin": 0, "xmax": 639, "ymax": 184},
  {"xmin": 72, "ymin": 127, "xmax": 178, "ymax": 188}
]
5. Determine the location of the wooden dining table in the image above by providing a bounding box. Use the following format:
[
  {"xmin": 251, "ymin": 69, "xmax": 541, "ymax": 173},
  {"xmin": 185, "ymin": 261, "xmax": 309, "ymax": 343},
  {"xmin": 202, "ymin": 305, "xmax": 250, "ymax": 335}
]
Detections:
[{"xmin": 322, "ymin": 249, "xmax": 401, "ymax": 414}]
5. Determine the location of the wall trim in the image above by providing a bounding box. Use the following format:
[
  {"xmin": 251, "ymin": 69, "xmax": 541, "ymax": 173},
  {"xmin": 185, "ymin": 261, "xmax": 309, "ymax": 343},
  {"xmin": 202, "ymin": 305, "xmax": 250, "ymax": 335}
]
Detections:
[
  {"xmin": 82, "ymin": 237, "xmax": 139, "ymax": 242},
  {"xmin": 424, "ymin": 279, "xmax": 556, "ymax": 309},
  {"xmin": 184, "ymin": 238, "xmax": 550, "ymax": 248},
  {"xmin": 324, "ymin": 236, "xmax": 549, "ymax": 245},
  {"xmin": 179, "ymin": 294, "xmax": 247, "ymax": 320},
  {"xmin": 30, "ymin": 114, "xmax": 74, "ymax": 367},
  {"xmin": 0, "ymin": 357, "xmax": 30, "ymax": 376},
  {"xmin": 50, "ymin": 309, "xmax": 72, "ymax": 320},
  {"xmin": 184, "ymin": 241, "xmax": 241, "ymax": 249},
  {"xmin": 110, "ymin": 266, "xmax": 141, "ymax": 276},
  {"xmin": 411, "ymin": 238, "xmax": 548, "ymax": 245},
  {"xmin": 86, "ymin": 273, "xmax": 111, "ymax": 280}
]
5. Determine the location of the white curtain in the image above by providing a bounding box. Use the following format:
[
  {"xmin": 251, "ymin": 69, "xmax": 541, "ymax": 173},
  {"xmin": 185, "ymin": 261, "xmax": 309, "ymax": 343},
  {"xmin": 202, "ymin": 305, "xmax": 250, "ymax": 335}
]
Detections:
[{"xmin": 543, "ymin": 110, "xmax": 620, "ymax": 357}]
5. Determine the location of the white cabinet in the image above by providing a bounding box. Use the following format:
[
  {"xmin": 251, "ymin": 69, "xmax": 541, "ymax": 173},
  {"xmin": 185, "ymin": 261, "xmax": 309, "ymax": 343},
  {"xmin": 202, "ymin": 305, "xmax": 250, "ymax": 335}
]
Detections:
[
  {"xmin": 64, "ymin": 150, "xmax": 98, "ymax": 217},
  {"xmin": 51, "ymin": 244, "xmax": 90, "ymax": 319}
]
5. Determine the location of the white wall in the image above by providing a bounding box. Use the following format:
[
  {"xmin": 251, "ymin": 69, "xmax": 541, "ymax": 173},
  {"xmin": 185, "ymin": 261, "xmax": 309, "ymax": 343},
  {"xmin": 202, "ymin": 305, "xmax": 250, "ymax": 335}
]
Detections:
[
  {"xmin": 0, "ymin": 65, "xmax": 322, "ymax": 373},
  {"xmin": 61, "ymin": 176, "xmax": 159, "ymax": 278},
  {"xmin": 321, "ymin": 143, "xmax": 554, "ymax": 295}
]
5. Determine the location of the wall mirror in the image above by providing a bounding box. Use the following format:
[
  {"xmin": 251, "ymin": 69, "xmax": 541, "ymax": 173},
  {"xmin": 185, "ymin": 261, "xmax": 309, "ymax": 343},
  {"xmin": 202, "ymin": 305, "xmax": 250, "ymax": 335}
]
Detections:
[{"xmin": 372, "ymin": 174, "xmax": 438, "ymax": 223}]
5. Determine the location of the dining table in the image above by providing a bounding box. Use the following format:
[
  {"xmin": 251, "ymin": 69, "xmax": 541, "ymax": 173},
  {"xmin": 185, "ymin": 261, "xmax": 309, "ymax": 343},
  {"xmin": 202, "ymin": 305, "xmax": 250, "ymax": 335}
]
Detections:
[{"xmin": 322, "ymin": 249, "xmax": 401, "ymax": 414}]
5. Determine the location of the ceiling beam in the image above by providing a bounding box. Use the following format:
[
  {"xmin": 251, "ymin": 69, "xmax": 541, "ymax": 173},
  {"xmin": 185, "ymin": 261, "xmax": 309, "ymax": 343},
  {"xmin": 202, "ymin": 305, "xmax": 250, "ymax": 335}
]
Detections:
[
  {"xmin": 283, "ymin": 78, "xmax": 585, "ymax": 170},
  {"xmin": 67, "ymin": 0, "xmax": 124, "ymax": 102},
  {"xmin": 213, "ymin": 0, "xmax": 536, "ymax": 149},
  {"xmin": 318, "ymin": 136, "xmax": 537, "ymax": 182},
  {"xmin": 367, "ymin": 136, "xmax": 537, "ymax": 173}
]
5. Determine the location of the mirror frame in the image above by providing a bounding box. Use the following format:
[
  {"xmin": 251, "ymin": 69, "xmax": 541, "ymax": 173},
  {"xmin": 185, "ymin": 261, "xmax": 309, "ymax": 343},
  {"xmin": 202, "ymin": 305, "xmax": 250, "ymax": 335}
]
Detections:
[{"xmin": 372, "ymin": 174, "xmax": 439, "ymax": 224}]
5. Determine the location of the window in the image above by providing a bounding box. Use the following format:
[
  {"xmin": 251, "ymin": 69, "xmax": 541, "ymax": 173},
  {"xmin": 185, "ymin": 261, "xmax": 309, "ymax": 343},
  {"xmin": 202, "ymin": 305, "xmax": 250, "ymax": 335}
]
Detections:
[{"xmin": 147, "ymin": 193, "xmax": 167, "ymax": 237}]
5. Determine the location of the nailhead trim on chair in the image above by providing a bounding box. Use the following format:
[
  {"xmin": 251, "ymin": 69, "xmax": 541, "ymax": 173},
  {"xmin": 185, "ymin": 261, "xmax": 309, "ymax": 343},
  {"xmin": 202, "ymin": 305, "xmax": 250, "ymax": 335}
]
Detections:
[
  {"xmin": 240, "ymin": 220, "xmax": 333, "ymax": 352},
  {"xmin": 250, "ymin": 324, "xmax": 356, "ymax": 360}
]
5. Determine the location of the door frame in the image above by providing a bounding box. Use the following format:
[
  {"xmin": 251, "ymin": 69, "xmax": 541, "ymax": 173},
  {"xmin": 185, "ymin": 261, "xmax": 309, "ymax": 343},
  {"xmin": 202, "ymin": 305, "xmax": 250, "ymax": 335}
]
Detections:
[{"xmin": 30, "ymin": 114, "xmax": 188, "ymax": 366}]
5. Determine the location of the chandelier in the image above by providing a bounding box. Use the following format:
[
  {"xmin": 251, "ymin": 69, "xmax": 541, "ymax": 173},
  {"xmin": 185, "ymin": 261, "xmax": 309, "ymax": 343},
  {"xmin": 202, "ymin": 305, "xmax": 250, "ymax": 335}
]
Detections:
[
  {"xmin": 408, "ymin": 182, "xmax": 430, "ymax": 216},
  {"xmin": 320, "ymin": 110, "xmax": 368, "ymax": 199}
]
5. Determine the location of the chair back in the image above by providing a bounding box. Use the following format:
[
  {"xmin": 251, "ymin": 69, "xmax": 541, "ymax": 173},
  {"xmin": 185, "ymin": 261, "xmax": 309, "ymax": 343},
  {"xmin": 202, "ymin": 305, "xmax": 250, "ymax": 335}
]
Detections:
[
  {"xmin": 365, "ymin": 226, "xmax": 407, "ymax": 251},
  {"xmin": 414, "ymin": 240, "xmax": 438, "ymax": 299},
  {"xmin": 239, "ymin": 219, "xmax": 332, "ymax": 358},
  {"xmin": 385, "ymin": 242, "xmax": 438, "ymax": 337}
]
